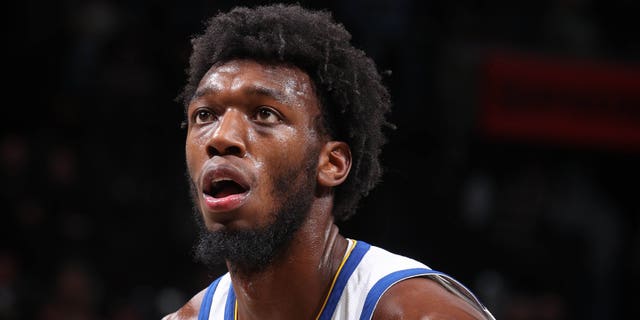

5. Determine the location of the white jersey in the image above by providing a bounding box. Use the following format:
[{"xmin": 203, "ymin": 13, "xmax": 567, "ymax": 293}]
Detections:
[{"xmin": 197, "ymin": 239, "xmax": 495, "ymax": 320}]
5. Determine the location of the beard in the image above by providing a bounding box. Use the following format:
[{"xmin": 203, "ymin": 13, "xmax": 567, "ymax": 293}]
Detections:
[{"xmin": 189, "ymin": 153, "xmax": 318, "ymax": 275}]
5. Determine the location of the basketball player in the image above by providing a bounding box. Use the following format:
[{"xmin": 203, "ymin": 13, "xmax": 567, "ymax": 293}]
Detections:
[{"xmin": 164, "ymin": 3, "xmax": 495, "ymax": 319}]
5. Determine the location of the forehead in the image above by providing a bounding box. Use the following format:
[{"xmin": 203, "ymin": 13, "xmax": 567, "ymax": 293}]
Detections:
[{"xmin": 195, "ymin": 59, "xmax": 317, "ymax": 104}]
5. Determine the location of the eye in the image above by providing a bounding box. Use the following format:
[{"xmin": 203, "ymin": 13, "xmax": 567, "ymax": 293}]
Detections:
[
  {"xmin": 254, "ymin": 107, "xmax": 282, "ymax": 124},
  {"xmin": 194, "ymin": 109, "xmax": 216, "ymax": 124}
]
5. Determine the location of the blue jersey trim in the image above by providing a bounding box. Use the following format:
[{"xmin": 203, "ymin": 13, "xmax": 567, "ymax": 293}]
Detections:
[
  {"xmin": 359, "ymin": 268, "xmax": 439, "ymax": 320},
  {"xmin": 198, "ymin": 277, "xmax": 223, "ymax": 320},
  {"xmin": 224, "ymin": 283, "xmax": 236, "ymax": 320},
  {"xmin": 317, "ymin": 240, "xmax": 371, "ymax": 320}
]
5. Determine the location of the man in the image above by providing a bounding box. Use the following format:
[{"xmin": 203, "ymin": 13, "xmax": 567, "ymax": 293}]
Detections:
[{"xmin": 165, "ymin": 3, "xmax": 495, "ymax": 320}]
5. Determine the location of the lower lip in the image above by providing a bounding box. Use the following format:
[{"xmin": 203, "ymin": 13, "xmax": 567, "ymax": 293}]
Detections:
[{"xmin": 203, "ymin": 192, "xmax": 248, "ymax": 211}]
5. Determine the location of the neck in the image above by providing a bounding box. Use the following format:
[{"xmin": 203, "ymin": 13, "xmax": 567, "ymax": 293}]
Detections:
[{"xmin": 227, "ymin": 205, "xmax": 347, "ymax": 320}]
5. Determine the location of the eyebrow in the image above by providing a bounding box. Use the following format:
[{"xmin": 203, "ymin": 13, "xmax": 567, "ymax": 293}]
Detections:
[{"xmin": 191, "ymin": 84, "xmax": 288, "ymax": 103}]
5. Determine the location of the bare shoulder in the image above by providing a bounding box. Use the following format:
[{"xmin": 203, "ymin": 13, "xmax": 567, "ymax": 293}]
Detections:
[
  {"xmin": 161, "ymin": 287, "xmax": 207, "ymax": 320},
  {"xmin": 372, "ymin": 276, "xmax": 488, "ymax": 320}
]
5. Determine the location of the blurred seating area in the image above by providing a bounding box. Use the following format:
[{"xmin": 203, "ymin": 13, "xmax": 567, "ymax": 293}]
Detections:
[{"xmin": 3, "ymin": 1, "xmax": 639, "ymax": 319}]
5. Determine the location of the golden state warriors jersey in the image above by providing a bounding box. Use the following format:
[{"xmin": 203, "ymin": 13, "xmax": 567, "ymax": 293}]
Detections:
[{"xmin": 197, "ymin": 239, "xmax": 495, "ymax": 320}]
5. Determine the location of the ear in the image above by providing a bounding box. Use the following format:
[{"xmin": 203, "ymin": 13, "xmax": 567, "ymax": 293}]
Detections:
[{"xmin": 317, "ymin": 141, "xmax": 352, "ymax": 187}]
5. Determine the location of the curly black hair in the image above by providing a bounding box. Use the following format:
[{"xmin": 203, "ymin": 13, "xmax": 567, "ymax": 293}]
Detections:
[{"xmin": 179, "ymin": 3, "xmax": 394, "ymax": 221}]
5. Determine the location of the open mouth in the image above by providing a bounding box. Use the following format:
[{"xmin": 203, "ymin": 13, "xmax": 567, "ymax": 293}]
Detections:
[{"xmin": 205, "ymin": 178, "xmax": 248, "ymax": 198}]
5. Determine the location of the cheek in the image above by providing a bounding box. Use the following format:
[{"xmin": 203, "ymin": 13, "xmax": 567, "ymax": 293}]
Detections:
[
  {"xmin": 185, "ymin": 137, "xmax": 205, "ymax": 176},
  {"xmin": 186, "ymin": 128, "xmax": 212, "ymax": 150},
  {"xmin": 264, "ymin": 137, "xmax": 319, "ymax": 177}
]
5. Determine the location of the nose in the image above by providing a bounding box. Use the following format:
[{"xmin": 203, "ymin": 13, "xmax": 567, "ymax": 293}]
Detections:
[{"xmin": 206, "ymin": 109, "xmax": 247, "ymax": 158}]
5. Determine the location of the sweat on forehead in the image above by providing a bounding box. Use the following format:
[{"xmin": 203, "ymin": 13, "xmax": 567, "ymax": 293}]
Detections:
[{"xmin": 192, "ymin": 60, "xmax": 318, "ymax": 107}]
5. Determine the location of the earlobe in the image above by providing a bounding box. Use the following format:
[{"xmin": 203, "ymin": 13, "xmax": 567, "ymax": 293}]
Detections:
[{"xmin": 317, "ymin": 141, "xmax": 351, "ymax": 187}]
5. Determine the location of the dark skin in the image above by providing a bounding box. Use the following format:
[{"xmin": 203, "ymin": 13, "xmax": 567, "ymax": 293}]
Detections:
[{"xmin": 165, "ymin": 59, "xmax": 485, "ymax": 320}]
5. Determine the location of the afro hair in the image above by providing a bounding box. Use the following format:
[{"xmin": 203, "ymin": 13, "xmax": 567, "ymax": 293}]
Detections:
[{"xmin": 180, "ymin": 3, "xmax": 394, "ymax": 221}]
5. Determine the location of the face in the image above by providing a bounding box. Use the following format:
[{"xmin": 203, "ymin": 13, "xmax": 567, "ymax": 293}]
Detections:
[{"xmin": 185, "ymin": 59, "xmax": 325, "ymax": 271}]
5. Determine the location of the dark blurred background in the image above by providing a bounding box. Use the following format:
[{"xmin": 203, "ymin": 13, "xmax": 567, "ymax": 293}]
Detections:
[{"xmin": 3, "ymin": 0, "xmax": 639, "ymax": 319}]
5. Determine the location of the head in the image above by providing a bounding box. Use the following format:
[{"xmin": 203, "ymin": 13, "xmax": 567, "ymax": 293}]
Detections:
[
  {"xmin": 181, "ymin": 3, "xmax": 393, "ymax": 221},
  {"xmin": 181, "ymin": 4, "xmax": 393, "ymax": 272}
]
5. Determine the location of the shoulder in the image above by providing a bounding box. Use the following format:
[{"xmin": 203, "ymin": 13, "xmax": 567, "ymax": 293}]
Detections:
[
  {"xmin": 372, "ymin": 276, "xmax": 488, "ymax": 320},
  {"xmin": 161, "ymin": 287, "xmax": 207, "ymax": 320}
]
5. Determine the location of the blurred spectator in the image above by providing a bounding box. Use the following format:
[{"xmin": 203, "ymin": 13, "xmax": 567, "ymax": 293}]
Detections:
[
  {"xmin": 37, "ymin": 260, "xmax": 102, "ymax": 320},
  {"xmin": 4, "ymin": 1, "xmax": 638, "ymax": 319}
]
